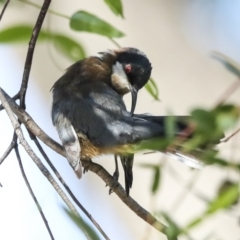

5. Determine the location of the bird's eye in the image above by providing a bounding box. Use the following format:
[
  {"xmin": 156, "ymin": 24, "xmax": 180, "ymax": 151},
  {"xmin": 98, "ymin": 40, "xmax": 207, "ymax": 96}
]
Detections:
[{"xmin": 125, "ymin": 64, "xmax": 132, "ymax": 73}]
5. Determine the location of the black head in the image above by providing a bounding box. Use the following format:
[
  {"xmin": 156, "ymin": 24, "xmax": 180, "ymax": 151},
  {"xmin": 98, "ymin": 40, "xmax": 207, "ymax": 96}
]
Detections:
[{"xmin": 111, "ymin": 48, "xmax": 152, "ymax": 115}]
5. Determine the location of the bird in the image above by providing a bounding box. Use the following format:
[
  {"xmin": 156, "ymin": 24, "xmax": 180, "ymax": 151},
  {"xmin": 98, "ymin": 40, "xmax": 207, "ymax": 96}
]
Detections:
[
  {"xmin": 51, "ymin": 47, "xmax": 152, "ymax": 179},
  {"xmin": 51, "ymin": 47, "xmax": 223, "ymax": 196}
]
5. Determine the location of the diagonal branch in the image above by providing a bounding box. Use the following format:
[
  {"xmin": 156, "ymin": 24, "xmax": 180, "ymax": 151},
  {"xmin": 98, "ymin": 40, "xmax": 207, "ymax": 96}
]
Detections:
[
  {"xmin": 221, "ymin": 127, "xmax": 240, "ymax": 143},
  {"xmin": 0, "ymin": 88, "xmax": 169, "ymax": 235},
  {"xmin": 0, "ymin": 93, "xmax": 19, "ymax": 111},
  {"xmin": 0, "ymin": 88, "xmax": 109, "ymax": 240},
  {"xmin": 0, "ymin": 133, "xmax": 17, "ymax": 164},
  {"xmin": 0, "ymin": 0, "xmax": 10, "ymax": 22},
  {"xmin": 19, "ymin": 0, "xmax": 51, "ymax": 109},
  {"xmin": 215, "ymin": 78, "xmax": 240, "ymax": 107},
  {"xmin": 1, "ymin": 88, "xmax": 64, "ymax": 155},
  {"xmin": 14, "ymin": 140, "xmax": 55, "ymax": 240},
  {"xmin": 31, "ymin": 135, "xmax": 110, "ymax": 240},
  {"xmin": 81, "ymin": 160, "xmax": 167, "ymax": 233},
  {"xmin": 0, "ymin": 88, "xmax": 79, "ymax": 216}
]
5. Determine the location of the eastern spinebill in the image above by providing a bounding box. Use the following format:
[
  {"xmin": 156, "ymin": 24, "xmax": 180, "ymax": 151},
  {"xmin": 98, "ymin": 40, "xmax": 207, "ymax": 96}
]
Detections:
[{"xmin": 51, "ymin": 47, "xmax": 221, "ymax": 196}]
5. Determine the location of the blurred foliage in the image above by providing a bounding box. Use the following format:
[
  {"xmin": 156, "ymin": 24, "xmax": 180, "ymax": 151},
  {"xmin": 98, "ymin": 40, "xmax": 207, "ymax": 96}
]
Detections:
[
  {"xmin": 70, "ymin": 11, "xmax": 125, "ymax": 38},
  {"xmin": 0, "ymin": 25, "xmax": 86, "ymax": 61},
  {"xmin": 145, "ymin": 77, "xmax": 160, "ymax": 101},
  {"xmin": 65, "ymin": 209, "xmax": 101, "ymax": 240},
  {"xmin": 182, "ymin": 104, "xmax": 240, "ymax": 152},
  {"xmin": 213, "ymin": 51, "xmax": 240, "ymax": 77},
  {"xmin": 183, "ymin": 183, "xmax": 239, "ymax": 232},
  {"xmin": 0, "ymin": 0, "xmax": 240, "ymax": 240},
  {"xmin": 161, "ymin": 213, "xmax": 181, "ymax": 240},
  {"xmin": 217, "ymin": 180, "xmax": 239, "ymax": 206},
  {"xmin": 103, "ymin": 0, "xmax": 124, "ymax": 18},
  {"xmin": 140, "ymin": 163, "xmax": 161, "ymax": 194}
]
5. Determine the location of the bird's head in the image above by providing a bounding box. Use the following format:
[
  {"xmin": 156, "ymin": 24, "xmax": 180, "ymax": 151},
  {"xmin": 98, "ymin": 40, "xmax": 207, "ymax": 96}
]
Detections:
[{"xmin": 99, "ymin": 47, "xmax": 152, "ymax": 115}]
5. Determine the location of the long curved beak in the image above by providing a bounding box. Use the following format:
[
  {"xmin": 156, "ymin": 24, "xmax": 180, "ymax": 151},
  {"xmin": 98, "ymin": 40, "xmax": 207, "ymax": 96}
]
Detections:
[{"xmin": 130, "ymin": 86, "xmax": 138, "ymax": 115}]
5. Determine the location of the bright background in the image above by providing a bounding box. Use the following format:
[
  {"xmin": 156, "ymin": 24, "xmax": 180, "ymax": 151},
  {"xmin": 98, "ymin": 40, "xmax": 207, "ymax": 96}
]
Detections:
[{"xmin": 0, "ymin": 0, "xmax": 240, "ymax": 239}]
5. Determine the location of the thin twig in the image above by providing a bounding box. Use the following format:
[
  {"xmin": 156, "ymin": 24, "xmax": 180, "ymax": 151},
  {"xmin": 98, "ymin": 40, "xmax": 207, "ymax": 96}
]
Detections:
[
  {"xmin": 0, "ymin": 0, "xmax": 10, "ymax": 22},
  {"xmin": 0, "ymin": 133, "xmax": 17, "ymax": 164},
  {"xmin": 0, "ymin": 93, "xmax": 19, "ymax": 111},
  {"xmin": 31, "ymin": 135, "xmax": 110, "ymax": 240},
  {"xmin": 1, "ymin": 89, "xmax": 64, "ymax": 155},
  {"xmin": 170, "ymin": 170, "xmax": 201, "ymax": 214},
  {"xmin": 0, "ymin": 88, "xmax": 79, "ymax": 216},
  {"xmin": 221, "ymin": 128, "xmax": 240, "ymax": 143},
  {"xmin": 1, "ymin": 88, "xmax": 169, "ymax": 235},
  {"xmin": 215, "ymin": 78, "xmax": 240, "ymax": 107},
  {"xmin": 19, "ymin": 0, "xmax": 69, "ymax": 19},
  {"xmin": 18, "ymin": 0, "xmax": 51, "ymax": 109},
  {"xmin": 109, "ymin": 38, "xmax": 121, "ymax": 48},
  {"xmin": 14, "ymin": 142, "xmax": 55, "ymax": 240}
]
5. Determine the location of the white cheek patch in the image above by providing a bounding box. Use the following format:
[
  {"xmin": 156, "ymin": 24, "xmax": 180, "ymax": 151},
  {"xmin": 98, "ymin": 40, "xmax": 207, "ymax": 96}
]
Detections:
[{"xmin": 111, "ymin": 62, "xmax": 130, "ymax": 94}]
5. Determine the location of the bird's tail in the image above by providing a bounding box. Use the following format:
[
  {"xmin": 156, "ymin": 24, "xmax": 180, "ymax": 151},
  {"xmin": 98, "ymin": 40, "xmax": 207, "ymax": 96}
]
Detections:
[{"xmin": 132, "ymin": 114, "xmax": 223, "ymax": 168}]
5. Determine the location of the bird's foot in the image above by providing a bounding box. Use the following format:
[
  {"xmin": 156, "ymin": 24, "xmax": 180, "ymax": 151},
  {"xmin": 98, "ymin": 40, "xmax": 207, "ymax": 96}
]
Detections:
[
  {"xmin": 82, "ymin": 159, "xmax": 92, "ymax": 174},
  {"xmin": 108, "ymin": 180, "xmax": 119, "ymax": 195},
  {"xmin": 113, "ymin": 169, "xmax": 119, "ymax": 182},
  {"xmin": 107, "ymin": 169, "xmax": 120, "ymax": 194}
]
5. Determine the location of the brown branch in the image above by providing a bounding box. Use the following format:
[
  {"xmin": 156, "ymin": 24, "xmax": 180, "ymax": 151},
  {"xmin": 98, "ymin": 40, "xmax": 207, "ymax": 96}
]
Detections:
[
  {"xmin": 1, "ymin": 88, "xmax": 169, "ymax": 235},
  {"xmin": 31, "ymin": 135, "xmax": 110, "ymax": 240},
  {"xmin": 1, "ymin": 0, "xmax": 168, "ymax": 237},
  {"xmin": 18, "ymin": 0, "xmax": 51, "ymax": 109},
  {"xmin": 0, "ymin": 0, "xmax": 10, "ymax": 22},
  {"xmin": 0, "ymin": 88, "xmax": 106, "ymax": 240},
  {"xmin": 215, "ymin": 78, "xmax": 240, "ymax": 107},
  {"xmin": 81, "ymin": 160, "xmax": 168, "ymax": 233},
  {"xmin": 221, "ymin": 127, "xmax": 240, "ymax": 143},
  {"xmin": 0, "ymin": 88, "xmax": 79, "ymax": 216},
  {"xmin": 0, "ymin": 93, "xmax": 18, "ymax": 111},
  {"xmin": 1, "ymin": 88, "xmax": 64, "ymax": 156},
  {"xmin": 14, "ymin": 141, "xmax": 55, "ymax": 240}
]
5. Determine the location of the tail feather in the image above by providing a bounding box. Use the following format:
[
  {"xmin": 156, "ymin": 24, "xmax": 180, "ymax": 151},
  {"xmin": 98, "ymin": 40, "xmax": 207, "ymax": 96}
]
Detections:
[
  {"xmin": 166, "ymin": 151, "xmax": 204, "ymax": 169},
  {"xmin": 120, "ymin": 154, "xmax": 134, "ymax": 196}
]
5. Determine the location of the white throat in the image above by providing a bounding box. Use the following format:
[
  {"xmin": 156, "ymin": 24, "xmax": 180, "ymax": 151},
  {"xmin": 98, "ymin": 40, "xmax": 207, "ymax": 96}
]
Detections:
[{"xmin": 111, "ymin": 62, "xmax": 130, "ymax": 95}]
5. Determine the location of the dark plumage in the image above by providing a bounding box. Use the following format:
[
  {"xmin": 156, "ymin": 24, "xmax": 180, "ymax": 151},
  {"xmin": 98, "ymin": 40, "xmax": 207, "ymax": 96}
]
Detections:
[
  {"xmin": 52, "ymin": 48, "xmax": 153, "ymax": 179},
  {"xmin": 51, "ymin": 48, "xmax": 222, "ymax": 196}
]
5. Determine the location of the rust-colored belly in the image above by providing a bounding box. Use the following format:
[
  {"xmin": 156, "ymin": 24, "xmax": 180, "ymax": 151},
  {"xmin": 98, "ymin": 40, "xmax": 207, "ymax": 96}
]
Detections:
[{"xmin": 78, "ymin": 136, "xmax": 131, "ymax": 159}]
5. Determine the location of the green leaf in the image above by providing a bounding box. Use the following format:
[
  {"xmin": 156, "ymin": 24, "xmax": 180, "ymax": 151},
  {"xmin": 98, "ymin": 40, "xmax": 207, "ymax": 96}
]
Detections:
[
  {"xmin": 0, "ymin": 25, "xmax": 87, "ymax": 62},
  {"xmin": 103, "ymin": 0, "xmax": 124, "ymax": 18},
  {"xmin": 133, "ymin": 137, "xmax": 171, "ymax": 153},
  {"xmin": 139, "ymin": 164, "xmax": 161, "ymax": 194},
  {"xmin": 151, "ymin": 167, "xmax": 161, "ymax": 194},
  {"xmin": 213, "ymin": 51, "xmax": 240, "ymax": 77},
  {"xmin": 191, "ymin": 109, "xmax": 215, "ymax": 132},
  {"xmin": 144, "ymin": 78, "xmax": 159, "ymax": 100},
  {"xmin": 217, "ymin": 180, "xmax": 239, "ymax": 206},
  {"xmin": 207, "ymin": 183, "xmax": 239, "ymax": 214},
  {"xmin": 53, "ymin": 34, "xmax": 86, "ymax": 61},
  {"xmin": 0, "ymin": 25, "xmax": 48, "ymax": 43},
  {"xmin": 190, "ymin": 109, "xmax": 218, "ymax": 147},
  {"xmin": 70, "ymin": 11, "xmax": 125, "ymax": 38},
  {"xmin": 65, "ymin": 209, "xmax": 101, "ymax": 240},
  {"xmin": 184, "ymin": 183, "xmax": 239, "ymax": 232},
  {"xmin": 161, "ymin": 212, "xmax": 181, "ymax": 240},
  {"xmin": 164, "ymin": 115, "xmax": 176, "ymax": 139},
  {"xmin": 214, "ymin": 104, "xmax": 240, "ymax": 130}
]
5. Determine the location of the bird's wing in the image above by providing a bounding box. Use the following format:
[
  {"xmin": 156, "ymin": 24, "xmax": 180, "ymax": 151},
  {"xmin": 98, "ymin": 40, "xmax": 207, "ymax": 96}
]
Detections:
[{"xmin": 53, "ymin": 112, "xmax": 82, "ymax": 178}]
